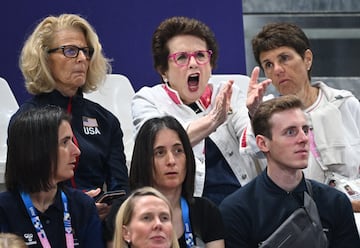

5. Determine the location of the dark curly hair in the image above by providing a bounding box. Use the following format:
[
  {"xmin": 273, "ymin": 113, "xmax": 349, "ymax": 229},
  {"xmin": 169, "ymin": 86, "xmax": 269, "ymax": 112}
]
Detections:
[{"xmin": 152, "ymin": 16, "xmax": 218, "ymax": 79}]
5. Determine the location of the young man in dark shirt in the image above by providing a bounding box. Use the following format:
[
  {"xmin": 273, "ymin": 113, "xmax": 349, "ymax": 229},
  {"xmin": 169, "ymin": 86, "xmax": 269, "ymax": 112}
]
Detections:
[{"xmin": 220, "ymin": 95, "xmax": 360, "ymax": 248}]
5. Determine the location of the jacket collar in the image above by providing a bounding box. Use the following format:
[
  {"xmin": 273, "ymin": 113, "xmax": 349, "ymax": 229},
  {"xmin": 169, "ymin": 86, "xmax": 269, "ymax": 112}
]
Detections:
[
  {"xmin": 36, "ymin": 88, "xmax": 84, "ymax": 108},
  {"xmin": 262, "ymin": 168, "xmax": 307, "ymax": 195},
  {"xmin": 162, "ymin": 83, "xmax": 213, "ymax": 109}
]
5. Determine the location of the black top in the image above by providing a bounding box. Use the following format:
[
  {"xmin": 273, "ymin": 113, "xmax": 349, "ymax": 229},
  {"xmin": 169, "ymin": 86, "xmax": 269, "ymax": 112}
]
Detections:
[{"xmin": 219, "ymin": 170, "xmax": 360, "ymax": 248}]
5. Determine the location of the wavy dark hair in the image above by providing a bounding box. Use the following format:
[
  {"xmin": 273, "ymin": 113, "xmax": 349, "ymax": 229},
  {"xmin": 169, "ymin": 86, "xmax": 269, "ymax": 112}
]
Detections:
[{"xmin": 152, "ymin": 16, "xmax": 218, "ymax": 79}]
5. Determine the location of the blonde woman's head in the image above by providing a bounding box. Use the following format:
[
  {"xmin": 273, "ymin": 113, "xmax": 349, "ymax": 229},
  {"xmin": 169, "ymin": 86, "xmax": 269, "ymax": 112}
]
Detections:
[
  {"xmin": 113, "ymin": 187, "xmax": 179, "ymax": 248},
  {"xmin": 19, "ymin": 13, "xmax": 111, "ymax": 95}
]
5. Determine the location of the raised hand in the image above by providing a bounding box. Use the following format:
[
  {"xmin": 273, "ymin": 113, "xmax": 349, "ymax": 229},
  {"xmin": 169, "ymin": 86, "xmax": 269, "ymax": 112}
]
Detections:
[
  {"xmin": 209, "ymin": 80, "xmax": 233, "ymax": 128},
  {"xmin": 247, "ymin": 67, "xmax": 272, "ymax": 117}
]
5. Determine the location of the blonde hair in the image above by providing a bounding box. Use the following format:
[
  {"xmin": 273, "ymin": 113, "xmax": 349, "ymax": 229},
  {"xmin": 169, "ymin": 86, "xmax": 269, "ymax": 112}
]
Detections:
[
  {"xmin": 0, "ymin": 233, "xmax": 27, "ymax": 248},
  {"xmin": 113, "ymin": 187, "xmax": 179, "ymax": 248},
  {"xmin": 19, "ymin": 13, "xmax": 112, "ymax": 95}
]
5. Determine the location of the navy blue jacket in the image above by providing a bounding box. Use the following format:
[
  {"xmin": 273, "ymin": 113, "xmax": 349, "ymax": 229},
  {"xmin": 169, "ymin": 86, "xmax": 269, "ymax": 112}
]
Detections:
[
  {"xmin": 219, "ymin": 169, "xmax": 360, "ymax": 248},
  {"xmin": 0, "ymin": 187, "xmax": 104, "ymax": 248},
  {"xmin": 10, "ymin": 89, "xmax": 129, "ymax": 192}
]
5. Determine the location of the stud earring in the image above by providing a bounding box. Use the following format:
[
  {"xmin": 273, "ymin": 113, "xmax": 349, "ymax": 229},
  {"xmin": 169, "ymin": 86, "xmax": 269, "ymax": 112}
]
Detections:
[{"xmin": 163, "ymin": 78, "xmax": 168, "ymax": 83}]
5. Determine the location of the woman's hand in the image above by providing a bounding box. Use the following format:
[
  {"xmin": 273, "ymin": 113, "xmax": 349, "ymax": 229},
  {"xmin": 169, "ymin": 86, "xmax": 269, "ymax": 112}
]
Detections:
[
  {"xmin": 85, "ymin": 188, "xmax": 111, "ymax": 220},
  {"xmin": 247, "ymin": 67, "xmax": 272, "ymax": 117},
  {"xmin": 352, "ymin": 199, "xmax": 360, "ymax": 212},
  {"xmin": 187, "ymin": 80, "xmax": 234, "ymax": 146},
  {"xmin": 209, "ymin": 80, "xmax": 233, "ymax": 128},
  {"xmin": 95, "ymin": 202, "xmax": 111, "ymax": 220},
  {"xmin": 86, "ymin": 188, "xmax": 102, "ymax": 198}
]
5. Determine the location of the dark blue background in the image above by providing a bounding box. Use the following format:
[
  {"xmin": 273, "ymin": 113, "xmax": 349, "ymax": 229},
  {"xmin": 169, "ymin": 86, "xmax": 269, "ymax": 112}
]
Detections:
[{"xmin": 1, "ymin": 1, "xmax": 246, "ymax": 104}]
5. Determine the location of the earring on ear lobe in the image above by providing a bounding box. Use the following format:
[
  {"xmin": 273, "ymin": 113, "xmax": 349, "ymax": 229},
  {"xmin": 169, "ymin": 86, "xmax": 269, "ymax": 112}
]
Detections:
[{"xmin": 163, "ymin": 78, "xmax": 168, "ymax": 83}]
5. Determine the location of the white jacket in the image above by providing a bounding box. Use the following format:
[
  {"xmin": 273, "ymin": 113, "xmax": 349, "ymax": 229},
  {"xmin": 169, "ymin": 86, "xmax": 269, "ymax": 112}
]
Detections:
[
  {"xmin": 305, "ymin": 81, "xmax": 360, "ymax": 182},
  {"xmin": 131, "ymin": 80, "xmax": 259, "ymax": 196},
  {"xmin": 240, "ymin": 81, "xmax": 360, "ymax": 183}
]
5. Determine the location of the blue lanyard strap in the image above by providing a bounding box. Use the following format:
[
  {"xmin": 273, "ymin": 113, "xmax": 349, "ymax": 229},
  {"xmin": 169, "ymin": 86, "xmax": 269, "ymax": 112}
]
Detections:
[
  {"xmin": 180, "ymin": 197, "xmax": 195, "ymax": 248},
  {"xmin": 21, "ymin": 191, "xmax": 74, "ymax": 248},
  {"xmin": 61, "ymin": 191, "xmax": 74, "ymax": 247}
]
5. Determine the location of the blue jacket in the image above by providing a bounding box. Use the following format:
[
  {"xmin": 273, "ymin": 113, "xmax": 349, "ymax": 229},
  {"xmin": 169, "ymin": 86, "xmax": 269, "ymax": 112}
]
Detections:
[
  {"xmin": 10, "ymin": 89, "xmax": 129, "ymax": 192},
  {"xmin": 219, "ymin": 169, "xmax": 360, "ymax": 248},
  {"xmin": 0, "ymin": 187, "xmax": 104, "ymax": 248}
]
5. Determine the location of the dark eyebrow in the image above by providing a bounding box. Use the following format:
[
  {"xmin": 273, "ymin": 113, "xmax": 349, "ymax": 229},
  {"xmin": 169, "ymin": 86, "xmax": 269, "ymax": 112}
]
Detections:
[
  {"xmin": 153, "ymin": 145, "xmax": 165, "ymax": 150},
  {"xmin": 261, "ymin": 58, "xmax": 270, "ymax": 65}
]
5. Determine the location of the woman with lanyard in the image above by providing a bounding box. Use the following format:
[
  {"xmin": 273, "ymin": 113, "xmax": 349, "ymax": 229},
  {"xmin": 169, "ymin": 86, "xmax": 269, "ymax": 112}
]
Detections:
[
  {"xmin": 0, "ymin": 106, "xmax": 104, "ymax": 248},
  {"xmin": 104, "ymin": 116, "xmax": 225, "ymax": 248},
  {"xmin": 113, "ymin": 187, "xmax": 180, "ymax": 248}
]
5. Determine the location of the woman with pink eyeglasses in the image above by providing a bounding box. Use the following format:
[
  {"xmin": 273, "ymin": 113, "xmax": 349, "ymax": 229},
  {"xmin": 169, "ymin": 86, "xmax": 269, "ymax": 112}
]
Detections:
[{"xmin": 131, "ymin": 16, "xmax": 266, "ymax": 206}]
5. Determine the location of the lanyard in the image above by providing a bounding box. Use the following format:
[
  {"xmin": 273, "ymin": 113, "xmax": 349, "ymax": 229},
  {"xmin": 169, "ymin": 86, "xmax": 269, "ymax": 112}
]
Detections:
[
  {"xmin": 21, "ymin": 191, "xmax": 75, "ymax": 248},
  {"xmin": 180, "ymin": 197, "xmax": 195, "ymax": 248},
  {"xmin": 308, "ymin": 129, "xmax": 326, "ymax": 169}
]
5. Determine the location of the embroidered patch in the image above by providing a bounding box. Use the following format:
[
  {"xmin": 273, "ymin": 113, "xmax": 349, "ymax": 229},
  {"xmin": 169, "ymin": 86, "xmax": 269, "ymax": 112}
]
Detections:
[
  {"xmin": 82, "ymin": 116, "xmax": 101, "ymax": 135},
  {"xmin": 82, "ymin": 117, "xmax": 98, "ymax": 127}
]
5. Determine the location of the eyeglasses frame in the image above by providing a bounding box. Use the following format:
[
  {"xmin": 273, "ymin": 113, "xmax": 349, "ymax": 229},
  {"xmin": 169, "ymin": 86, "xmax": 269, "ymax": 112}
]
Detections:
[
  {"xmin": 47, "ymin": 45, "xmax": 94, "ymax": 60},
  {"xmin": 168, "ymin": 50, "xmax": 213, "ymax": 66}
]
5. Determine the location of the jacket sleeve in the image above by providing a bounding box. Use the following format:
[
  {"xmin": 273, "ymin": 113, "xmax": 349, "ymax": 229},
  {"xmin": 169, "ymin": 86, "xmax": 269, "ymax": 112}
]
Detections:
[{"xmin": 73, "ymin": 191, "xmax": 106, "ymax": 248}]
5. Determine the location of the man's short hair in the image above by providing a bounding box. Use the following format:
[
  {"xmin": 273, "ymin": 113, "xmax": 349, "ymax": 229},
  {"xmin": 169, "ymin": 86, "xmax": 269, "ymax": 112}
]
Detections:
[{"xmin": 251, "ymin": 95, "xmax": 304, "ymax": 139}]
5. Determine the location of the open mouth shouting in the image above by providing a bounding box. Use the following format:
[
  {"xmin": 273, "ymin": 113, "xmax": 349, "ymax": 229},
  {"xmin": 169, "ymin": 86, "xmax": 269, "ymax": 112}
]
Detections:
[{"xmin": 188, "ymin": 73, "xmax": 199, "ymax": 92}]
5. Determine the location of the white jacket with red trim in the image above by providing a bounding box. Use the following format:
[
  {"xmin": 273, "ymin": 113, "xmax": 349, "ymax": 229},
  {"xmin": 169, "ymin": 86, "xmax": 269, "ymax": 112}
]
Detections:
[{"xmin": 132, "ymin": 79, "xmax": 259, "ymax": 196}]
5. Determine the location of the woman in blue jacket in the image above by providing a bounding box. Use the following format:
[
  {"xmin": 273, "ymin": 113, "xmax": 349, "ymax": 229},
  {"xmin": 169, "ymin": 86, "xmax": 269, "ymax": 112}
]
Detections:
[{"xmin": 0, "ymin": 106, "xmax": 104, "ymax": 247}]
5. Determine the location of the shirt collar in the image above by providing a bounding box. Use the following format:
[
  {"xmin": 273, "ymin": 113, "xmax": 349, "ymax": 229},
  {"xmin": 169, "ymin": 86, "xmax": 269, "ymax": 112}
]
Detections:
[{"xmin": 262, "ymin": 168, "xmax": 307, "ymax": 194}]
